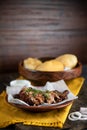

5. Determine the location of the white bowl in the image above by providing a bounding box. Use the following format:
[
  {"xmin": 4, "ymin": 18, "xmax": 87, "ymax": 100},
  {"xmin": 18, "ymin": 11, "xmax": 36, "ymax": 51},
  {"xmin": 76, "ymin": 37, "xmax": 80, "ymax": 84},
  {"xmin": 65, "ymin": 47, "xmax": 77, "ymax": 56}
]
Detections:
[
  {"xmin": 6, "ymin": 80, "xmax": 31, "ymax": 95},
  {"xmin": 10, "ymin": 79, "xmax": 31, "ymax": 88}
]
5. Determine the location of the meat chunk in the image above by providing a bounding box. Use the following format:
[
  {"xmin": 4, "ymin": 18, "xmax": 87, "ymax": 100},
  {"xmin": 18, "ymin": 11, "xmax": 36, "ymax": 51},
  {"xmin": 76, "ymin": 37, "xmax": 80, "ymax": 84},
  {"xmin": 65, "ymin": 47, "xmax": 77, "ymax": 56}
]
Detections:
[{"xmin": 17, "ymin": 87, "xmax": 69, "ymax": 106}]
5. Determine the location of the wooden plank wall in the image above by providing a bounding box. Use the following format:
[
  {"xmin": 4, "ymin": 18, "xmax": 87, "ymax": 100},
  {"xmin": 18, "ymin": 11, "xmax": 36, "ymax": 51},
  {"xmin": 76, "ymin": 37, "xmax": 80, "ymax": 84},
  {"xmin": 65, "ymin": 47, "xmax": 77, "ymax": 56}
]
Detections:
[{"xmin": 0, "ymin": 0, "xmax": 87, "ymax": 72}]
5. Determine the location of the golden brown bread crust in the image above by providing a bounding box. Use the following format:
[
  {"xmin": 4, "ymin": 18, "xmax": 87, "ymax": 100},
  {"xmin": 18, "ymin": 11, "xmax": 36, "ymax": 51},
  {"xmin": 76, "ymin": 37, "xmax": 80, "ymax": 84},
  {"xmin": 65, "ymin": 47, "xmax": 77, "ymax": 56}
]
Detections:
[
  {"xmin": 24, "ymin": 57, "xmax": 42, "ymax": 70},
  {"xmin": 36, "ymin": 60, "xmax": 64, "ymax": 72},
  {"xmin": 56, "ymin": 54, "xmax": 78, "ymax": 69},
  {"xmin": 23, "ymin": 54, "xmax": 78, "ymax": 71}
]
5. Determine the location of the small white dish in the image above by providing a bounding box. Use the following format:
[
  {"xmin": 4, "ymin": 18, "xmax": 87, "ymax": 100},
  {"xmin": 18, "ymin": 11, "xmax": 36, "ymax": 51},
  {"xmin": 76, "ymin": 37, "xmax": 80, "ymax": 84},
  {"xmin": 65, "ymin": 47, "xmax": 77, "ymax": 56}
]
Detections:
[
  {"xmin": 10, "ymin": 79, "xmax": 31, "ymax": 88},
  {"xmin": 6, "ymin": 79, "xmax": 31, "ymax": 95}
]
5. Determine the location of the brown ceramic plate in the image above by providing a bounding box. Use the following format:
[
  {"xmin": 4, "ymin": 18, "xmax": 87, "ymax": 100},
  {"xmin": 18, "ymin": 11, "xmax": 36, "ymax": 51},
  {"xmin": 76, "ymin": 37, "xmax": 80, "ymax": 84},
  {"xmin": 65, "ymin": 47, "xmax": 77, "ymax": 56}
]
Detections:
[
  {"xmin": 18, "ymin": 57, "xmax": 82, "ymax": 86},
  {"xmin": 6, "ymin": 96, "xmax": 73, "ymax": 112}
]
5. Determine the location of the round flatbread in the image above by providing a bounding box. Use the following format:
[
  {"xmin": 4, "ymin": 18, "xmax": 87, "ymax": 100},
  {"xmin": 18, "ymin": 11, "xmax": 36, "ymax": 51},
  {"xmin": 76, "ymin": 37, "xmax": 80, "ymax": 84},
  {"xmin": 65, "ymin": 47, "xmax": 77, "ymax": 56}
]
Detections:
[
  {"xmin": 24, "ymin": 57, "xmax": 42, "ymax": 70},
  {"xmin": 36, "ymin": 60, "xmax": 64, "ymax": 72},
  {"xmin": 56, "ymin": 54, "xmax": 78, "ymax": 69}
]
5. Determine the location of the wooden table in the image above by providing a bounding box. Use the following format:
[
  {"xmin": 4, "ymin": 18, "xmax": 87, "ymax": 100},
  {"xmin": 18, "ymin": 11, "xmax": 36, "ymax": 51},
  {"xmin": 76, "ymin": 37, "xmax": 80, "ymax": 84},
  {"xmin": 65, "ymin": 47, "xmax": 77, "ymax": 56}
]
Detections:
[{"xmin": 0, "ymin": 65, "xmax": 87, "ymax": 130}]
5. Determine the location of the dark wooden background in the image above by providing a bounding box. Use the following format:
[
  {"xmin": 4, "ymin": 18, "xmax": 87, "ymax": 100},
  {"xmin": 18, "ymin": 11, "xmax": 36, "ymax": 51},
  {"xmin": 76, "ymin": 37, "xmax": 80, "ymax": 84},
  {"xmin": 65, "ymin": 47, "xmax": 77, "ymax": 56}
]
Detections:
[{"xmin": 0, "ymin": 0, "xmax": 87, "ymax": 73}]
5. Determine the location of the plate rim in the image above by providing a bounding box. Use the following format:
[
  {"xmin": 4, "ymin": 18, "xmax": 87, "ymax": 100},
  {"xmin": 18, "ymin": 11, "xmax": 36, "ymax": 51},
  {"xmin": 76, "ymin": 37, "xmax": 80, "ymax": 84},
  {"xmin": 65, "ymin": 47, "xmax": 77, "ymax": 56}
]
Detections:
[{"xmin": 6, "ymin": 95, "xmax": 73, "ymax": 112}]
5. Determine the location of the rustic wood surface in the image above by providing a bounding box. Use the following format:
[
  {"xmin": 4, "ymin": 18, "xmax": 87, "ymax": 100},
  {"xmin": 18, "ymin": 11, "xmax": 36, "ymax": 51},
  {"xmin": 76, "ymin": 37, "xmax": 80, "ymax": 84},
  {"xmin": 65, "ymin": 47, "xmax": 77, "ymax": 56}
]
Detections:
[
  {"xmin": 0, "ymin": 0, "xmax": 87, "ymax": 72},
  {"xmin": 0, "ymin": 65, "xmax": 87, "ymax": 130}
]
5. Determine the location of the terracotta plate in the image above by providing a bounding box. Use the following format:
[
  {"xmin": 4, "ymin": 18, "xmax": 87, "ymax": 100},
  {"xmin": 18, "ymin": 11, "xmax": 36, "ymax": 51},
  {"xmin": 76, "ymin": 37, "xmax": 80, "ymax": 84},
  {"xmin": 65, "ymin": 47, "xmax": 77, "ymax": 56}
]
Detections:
[{"xmin": 6, "ymin": 96, "xmax": 73, "ymax": 112}]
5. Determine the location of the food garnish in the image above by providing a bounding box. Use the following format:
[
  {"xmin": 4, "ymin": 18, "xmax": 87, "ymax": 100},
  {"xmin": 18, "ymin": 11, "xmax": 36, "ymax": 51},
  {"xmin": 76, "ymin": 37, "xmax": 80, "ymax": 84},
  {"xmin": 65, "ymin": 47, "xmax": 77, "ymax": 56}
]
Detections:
[{"xmin": 15, "ymin": 87, "xmax": 69, "ymax": 106}]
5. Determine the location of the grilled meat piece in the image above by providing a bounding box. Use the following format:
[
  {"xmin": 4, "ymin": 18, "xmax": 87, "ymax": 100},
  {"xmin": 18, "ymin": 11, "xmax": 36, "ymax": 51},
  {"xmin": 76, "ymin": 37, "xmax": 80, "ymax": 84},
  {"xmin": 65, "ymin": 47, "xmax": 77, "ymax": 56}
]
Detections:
[
  {"xmin": 18, "ymin": 87, "xmax": 69, "ymax": 106},
  {"xmin": 59, "ymin": 90, "xmax": 69, "ymax": 100}
]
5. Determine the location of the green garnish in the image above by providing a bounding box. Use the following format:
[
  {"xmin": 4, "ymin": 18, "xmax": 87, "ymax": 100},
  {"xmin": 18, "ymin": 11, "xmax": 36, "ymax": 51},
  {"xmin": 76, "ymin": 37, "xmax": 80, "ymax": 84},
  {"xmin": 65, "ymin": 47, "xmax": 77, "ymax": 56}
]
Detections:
[
  {"xmin": 25, "ymin": 87, "xmax": 51, "ymax": 98},
  {"xmin": 43, "ymin": 93, "xmax": 49, "ymax": 99},
  {"xmin": 25, "ymin": 87, "xmax": 44, "ymax": 96}
]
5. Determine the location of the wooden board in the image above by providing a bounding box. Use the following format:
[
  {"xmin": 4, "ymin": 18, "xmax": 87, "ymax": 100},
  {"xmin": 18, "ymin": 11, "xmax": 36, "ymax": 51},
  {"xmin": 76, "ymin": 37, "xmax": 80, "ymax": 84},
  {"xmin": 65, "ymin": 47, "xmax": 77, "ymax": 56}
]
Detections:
[{"xmin": 0, "ymin": 0, "xmax": 87, "ymax": 72}]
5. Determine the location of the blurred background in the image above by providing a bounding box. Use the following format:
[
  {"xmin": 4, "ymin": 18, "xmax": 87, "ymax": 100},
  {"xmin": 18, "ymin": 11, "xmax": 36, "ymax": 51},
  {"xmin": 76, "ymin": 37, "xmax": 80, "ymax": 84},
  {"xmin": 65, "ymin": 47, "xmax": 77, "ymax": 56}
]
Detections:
[{"xmin": 0, "ymin": 0, "xmax": 87, "ymax": 72}]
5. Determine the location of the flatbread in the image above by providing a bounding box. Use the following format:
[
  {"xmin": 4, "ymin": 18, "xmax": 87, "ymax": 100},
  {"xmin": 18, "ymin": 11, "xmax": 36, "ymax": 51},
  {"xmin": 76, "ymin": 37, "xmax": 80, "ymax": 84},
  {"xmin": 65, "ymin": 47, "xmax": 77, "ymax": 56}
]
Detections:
[
  {"xmin": 56, "ymin": 54, "xmax": 78, "ymax": 69},
  {"xmin": 36, "ymin": 60, "xmax": 64, "ymax": 72},
  {"xmin": 24, "ymin": 57, "xmax": 42, "ymax": 70}
]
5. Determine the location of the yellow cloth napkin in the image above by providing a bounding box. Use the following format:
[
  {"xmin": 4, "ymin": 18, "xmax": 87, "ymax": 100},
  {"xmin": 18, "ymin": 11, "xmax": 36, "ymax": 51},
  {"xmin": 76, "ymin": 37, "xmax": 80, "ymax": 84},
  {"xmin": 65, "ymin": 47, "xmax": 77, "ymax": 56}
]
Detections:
[{"xmin": 0, "ymin": 77, "xmax": 84, "ymax": 128}]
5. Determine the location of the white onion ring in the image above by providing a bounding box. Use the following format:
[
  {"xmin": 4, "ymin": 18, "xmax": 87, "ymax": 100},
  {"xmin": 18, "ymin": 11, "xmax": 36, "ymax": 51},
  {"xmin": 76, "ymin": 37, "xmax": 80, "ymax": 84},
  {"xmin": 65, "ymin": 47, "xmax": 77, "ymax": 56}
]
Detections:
[{"xmin": 68, "ymin": 111, "xmax": 81, "ymax": 121}]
